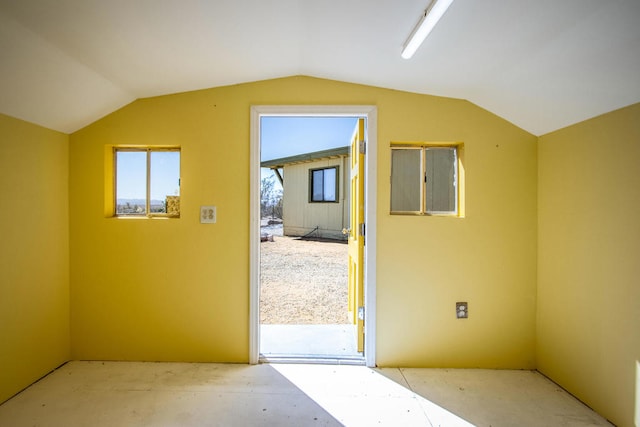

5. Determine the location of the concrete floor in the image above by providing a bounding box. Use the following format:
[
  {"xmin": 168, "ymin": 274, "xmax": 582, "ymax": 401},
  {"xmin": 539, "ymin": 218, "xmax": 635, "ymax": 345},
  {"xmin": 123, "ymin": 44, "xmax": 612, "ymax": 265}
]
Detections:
[
  {"xmin": 260, "ymin": 324, "xmax": 362, "ymax": 362},
  {"xmin": 0, "ymin": 361, "xmax": 613, "ymax": 426}
]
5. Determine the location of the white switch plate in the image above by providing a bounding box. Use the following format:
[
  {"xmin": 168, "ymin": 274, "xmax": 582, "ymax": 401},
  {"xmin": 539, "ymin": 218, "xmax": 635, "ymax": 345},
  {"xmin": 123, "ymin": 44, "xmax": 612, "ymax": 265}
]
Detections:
[{"xmin": 200, "ymin": 206, "xmax": 216, "ymax": 224}]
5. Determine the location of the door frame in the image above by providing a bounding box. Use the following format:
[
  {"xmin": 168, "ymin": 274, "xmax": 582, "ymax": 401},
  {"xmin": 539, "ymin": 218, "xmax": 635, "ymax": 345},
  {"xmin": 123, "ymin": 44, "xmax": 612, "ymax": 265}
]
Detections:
[{"xmin": 249, "ymin": 105, "xmax": 377, "ymax": 367}]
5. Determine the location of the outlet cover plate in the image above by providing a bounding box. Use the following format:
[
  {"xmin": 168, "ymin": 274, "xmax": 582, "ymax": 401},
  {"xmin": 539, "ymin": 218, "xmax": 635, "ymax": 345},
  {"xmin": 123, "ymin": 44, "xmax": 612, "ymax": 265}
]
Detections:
[{"xmin": 456, "ymin": 302, "xmax": 468, "ymax": 319}]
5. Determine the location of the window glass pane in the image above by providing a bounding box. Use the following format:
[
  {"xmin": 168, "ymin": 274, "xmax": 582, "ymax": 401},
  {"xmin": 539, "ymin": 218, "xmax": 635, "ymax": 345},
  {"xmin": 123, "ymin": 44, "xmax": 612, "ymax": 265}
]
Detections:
[
  {"xmin": 312, "ymin": 169, "xmax": 324, "ymax": 201},
  {"xmin": 426, "ymin": 148, "xmax": 456, "ymax": 213},
  {"xmin": 323, "ymin": 168, "xmax": 336, "ymax": 202},
  {"xmin": 150, "ymin": 151, "xmax": 181, "ymax": 215},
  {"xmin": 116, "ymin": 151, "xmax": 147, "ymax": 215},
  {"xmin": 391, "ymin": 149, "xmax": 421, "ymax": 212}
]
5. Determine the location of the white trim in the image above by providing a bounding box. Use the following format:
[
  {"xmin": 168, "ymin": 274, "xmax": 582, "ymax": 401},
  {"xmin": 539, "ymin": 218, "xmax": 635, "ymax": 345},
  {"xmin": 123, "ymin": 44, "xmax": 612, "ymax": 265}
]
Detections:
[
  {"xmin": 249, "ymin": 107, "xmax": 261, "ymax": 365},
  {"xmin": 249, "ymin": 105, "xmax": 378, "ymax": 367}
]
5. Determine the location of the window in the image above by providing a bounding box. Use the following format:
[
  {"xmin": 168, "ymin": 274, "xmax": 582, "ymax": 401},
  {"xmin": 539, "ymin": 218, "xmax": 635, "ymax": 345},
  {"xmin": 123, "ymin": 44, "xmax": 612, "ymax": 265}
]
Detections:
[
  {"xmin": 391, "ymin": 146, "xmax": 459, "ymax": 215},
  {"xmin": 309, "ymin": 166, "xmax": 338, "ymax": 202},
  {"xmin": 114, "ymin": 147, "xmax": 181, "ymax": 217}
]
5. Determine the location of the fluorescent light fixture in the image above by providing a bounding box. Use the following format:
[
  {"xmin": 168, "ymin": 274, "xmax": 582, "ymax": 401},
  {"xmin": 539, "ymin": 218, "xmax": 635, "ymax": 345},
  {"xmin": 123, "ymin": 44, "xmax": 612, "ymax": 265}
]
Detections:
[{"xmin": 401, "ymin": 0, "xmax": 454, "ymax": 59}]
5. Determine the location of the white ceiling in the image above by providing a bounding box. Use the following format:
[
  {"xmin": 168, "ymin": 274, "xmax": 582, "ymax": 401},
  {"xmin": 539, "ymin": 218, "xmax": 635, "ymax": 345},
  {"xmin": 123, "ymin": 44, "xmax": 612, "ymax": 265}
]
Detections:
[{"xmin": 0, "ymin": 0, "xmax": 639, "ymax": 135}]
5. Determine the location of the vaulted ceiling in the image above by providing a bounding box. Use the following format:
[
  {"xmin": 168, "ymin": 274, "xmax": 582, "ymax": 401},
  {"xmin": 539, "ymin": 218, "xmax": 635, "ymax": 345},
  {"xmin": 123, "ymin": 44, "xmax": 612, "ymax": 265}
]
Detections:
[{"xmin": 1, "ymin": 0, "xmax": 639, "ymax": 135}]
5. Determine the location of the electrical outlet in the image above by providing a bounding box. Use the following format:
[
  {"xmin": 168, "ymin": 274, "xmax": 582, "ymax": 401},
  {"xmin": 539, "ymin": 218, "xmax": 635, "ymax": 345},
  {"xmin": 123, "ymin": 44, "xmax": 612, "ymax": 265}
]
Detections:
[
  {"xmin": 456, "ymin": 302, "xmax": 468, "ymax": 319},
  {"xmin": 200, "ymin": 206, "xmax": 216, "ymax": 224}
]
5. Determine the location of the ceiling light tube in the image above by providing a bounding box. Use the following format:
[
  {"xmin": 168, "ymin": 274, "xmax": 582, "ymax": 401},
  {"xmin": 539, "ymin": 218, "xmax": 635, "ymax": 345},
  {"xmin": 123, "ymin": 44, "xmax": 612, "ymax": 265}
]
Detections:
[{"xmin": 401, "ymin": 0, "xmax": 454, "ymax": 59}]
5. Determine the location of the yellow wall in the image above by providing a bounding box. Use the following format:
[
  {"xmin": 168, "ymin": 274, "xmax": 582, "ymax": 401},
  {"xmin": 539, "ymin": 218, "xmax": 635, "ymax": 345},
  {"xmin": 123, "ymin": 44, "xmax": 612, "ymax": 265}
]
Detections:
[
  {"xmin": 69, "ymin": 76, "xmax": 537, "ymax": 368},
  {"xmin": 537, "ymin": 103, "xmax": 640, "ymax": 427},
  {"xmin": 0, "ymin": 114, "xmax": 70, "ymax": 403},
  {"xmin": 378, "ymin": 91, "xmax": 537, "ymax": 368}
]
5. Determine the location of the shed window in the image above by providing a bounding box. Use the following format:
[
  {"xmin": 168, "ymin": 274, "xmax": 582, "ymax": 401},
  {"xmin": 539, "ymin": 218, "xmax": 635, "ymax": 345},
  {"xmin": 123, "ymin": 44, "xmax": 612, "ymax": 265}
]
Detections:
[
  {"xmin": 115, "ymin": 148, "xmax": 181, "ymax": 217},
  {"xmin": 391, "ymin": 146, "xmax": 458, "ymax": 215},
  {"xmin": 309, "ymin": 166, "xmax": 338, "ymax": 202}
]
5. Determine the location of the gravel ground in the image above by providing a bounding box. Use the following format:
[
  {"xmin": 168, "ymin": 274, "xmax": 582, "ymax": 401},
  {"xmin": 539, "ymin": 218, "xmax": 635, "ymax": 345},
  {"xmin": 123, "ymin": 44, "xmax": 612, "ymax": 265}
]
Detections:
[{"xmin": 260, "ymin": 223, "xmax": 349, "ymax": 324}]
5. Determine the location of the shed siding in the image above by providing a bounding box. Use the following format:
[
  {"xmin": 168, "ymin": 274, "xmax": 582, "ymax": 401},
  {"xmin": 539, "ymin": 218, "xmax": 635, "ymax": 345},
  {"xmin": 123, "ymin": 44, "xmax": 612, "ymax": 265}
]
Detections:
[{"xmin": 283, "ymin": 156, "xmax": 349, "ymax": 239}]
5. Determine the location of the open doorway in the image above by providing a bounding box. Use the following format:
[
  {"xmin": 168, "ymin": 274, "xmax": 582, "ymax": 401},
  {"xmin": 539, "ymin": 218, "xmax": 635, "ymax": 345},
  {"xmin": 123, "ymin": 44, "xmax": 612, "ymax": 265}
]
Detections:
[
  {"xmin": 259, "ymin": 116, "xmax": 358, "ymax": 361},
  {"xmin": 250, "ymin": 106, "xmax": 377, "ymax": 367}
]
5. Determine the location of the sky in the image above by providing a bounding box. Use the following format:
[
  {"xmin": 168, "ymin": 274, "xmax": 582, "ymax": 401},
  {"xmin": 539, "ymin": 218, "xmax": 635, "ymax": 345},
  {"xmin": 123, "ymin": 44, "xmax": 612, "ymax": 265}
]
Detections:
[
  {"xmin": 116, "ymin": 150, "xmax": 180, "ymax": 201},
  {"xmin": 261, "ymin": 116, "xmax": 358, "ymax": 161},
  {"xmin": 261, "ymin": 116, "xmax": 359, "ymax": 189}
]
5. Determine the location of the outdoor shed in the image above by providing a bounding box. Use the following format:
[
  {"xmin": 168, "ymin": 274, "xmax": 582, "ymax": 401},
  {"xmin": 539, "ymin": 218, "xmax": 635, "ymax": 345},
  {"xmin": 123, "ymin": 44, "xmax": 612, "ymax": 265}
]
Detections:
[{"xmin": 262, "ymin": 146, "xmax": 350, "ymax": 240}]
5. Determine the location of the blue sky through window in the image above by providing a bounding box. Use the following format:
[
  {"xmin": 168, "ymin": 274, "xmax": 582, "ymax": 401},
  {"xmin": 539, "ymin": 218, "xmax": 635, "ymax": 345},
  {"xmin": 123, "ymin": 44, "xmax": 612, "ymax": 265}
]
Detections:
[
  {"xmin": 116, "ymin": 150, "xmax": 180, "ymax": 203},
  {"xmin": 116, "ymin": 151, "xmax": 146, "ymax": 200},
  {"xmin": 150, "ymin": 151, "xmax": 180, "ymax": 200}
]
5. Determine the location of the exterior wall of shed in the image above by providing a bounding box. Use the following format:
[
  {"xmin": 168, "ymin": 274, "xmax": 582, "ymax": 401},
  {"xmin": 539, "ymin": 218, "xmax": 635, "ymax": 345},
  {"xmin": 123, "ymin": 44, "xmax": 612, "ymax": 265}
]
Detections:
[{"xmin": 282, "ymin": 156, "xmax": 350, "ymax": 240}]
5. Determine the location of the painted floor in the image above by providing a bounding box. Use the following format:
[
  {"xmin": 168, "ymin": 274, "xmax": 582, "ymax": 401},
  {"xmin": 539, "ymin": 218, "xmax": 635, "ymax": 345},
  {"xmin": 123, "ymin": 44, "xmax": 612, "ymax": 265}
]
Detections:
[{"xmin": 0, "ymin": 361, "xmax": 613, "ymax": 426}]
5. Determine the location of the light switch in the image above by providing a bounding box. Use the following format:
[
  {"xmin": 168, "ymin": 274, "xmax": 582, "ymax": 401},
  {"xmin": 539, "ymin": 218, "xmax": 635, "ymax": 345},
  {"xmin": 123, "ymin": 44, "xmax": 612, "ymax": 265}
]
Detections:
[{"xmin": 200, "ymin": 206, "xmax": 216, "ymax": 224}]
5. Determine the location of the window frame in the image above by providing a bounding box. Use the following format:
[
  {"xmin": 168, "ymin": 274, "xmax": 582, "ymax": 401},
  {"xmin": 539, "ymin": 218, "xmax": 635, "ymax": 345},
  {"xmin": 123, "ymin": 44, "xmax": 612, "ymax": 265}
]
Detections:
[
  {"xmin": 113, "ymin": 146, "xmax": 181, "ymax": 218},
  {"xmin": 308, "ymin": 165, "xmax": 339, "ymax": 203},
  {"xmin": 390, "ymin": 144, "xmax": 460, "ymax": 216}
]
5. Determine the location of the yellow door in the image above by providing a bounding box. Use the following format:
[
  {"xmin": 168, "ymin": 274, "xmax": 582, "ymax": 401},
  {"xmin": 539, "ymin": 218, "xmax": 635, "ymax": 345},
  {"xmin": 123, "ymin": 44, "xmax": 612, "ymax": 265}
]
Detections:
[{"xmin": 347, "ymin": 118, "xmax": 365, "ymax": 353}]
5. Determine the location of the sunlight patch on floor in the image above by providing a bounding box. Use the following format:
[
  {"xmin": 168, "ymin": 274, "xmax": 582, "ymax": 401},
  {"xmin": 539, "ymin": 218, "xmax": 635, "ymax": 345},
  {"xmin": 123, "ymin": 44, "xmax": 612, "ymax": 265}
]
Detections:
[{"xmin": 272, "ymin": 364, "xmax": 474, "ymax": 427}]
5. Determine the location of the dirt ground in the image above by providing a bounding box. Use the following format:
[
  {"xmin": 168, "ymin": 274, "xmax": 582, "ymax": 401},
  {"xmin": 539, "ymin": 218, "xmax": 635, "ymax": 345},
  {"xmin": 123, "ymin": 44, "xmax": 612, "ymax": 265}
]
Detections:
[{"xmin": 260, "ymin": 227, "xmax": 349, "ymax": 324}]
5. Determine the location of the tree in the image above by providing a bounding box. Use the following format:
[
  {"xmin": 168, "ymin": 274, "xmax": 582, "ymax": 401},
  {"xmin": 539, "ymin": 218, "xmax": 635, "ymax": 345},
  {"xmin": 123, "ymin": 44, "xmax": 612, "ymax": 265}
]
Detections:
[{"xmin": 261, "ymin": 175, "xmax": 282, "ymax": 219}]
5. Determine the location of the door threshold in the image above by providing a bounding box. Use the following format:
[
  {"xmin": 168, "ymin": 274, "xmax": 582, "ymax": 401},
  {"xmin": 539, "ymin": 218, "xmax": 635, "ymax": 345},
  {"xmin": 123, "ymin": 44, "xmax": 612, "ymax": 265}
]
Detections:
[{"xmin": 259, "ymin": 354, "xmax": 365, "ymax": 365}]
